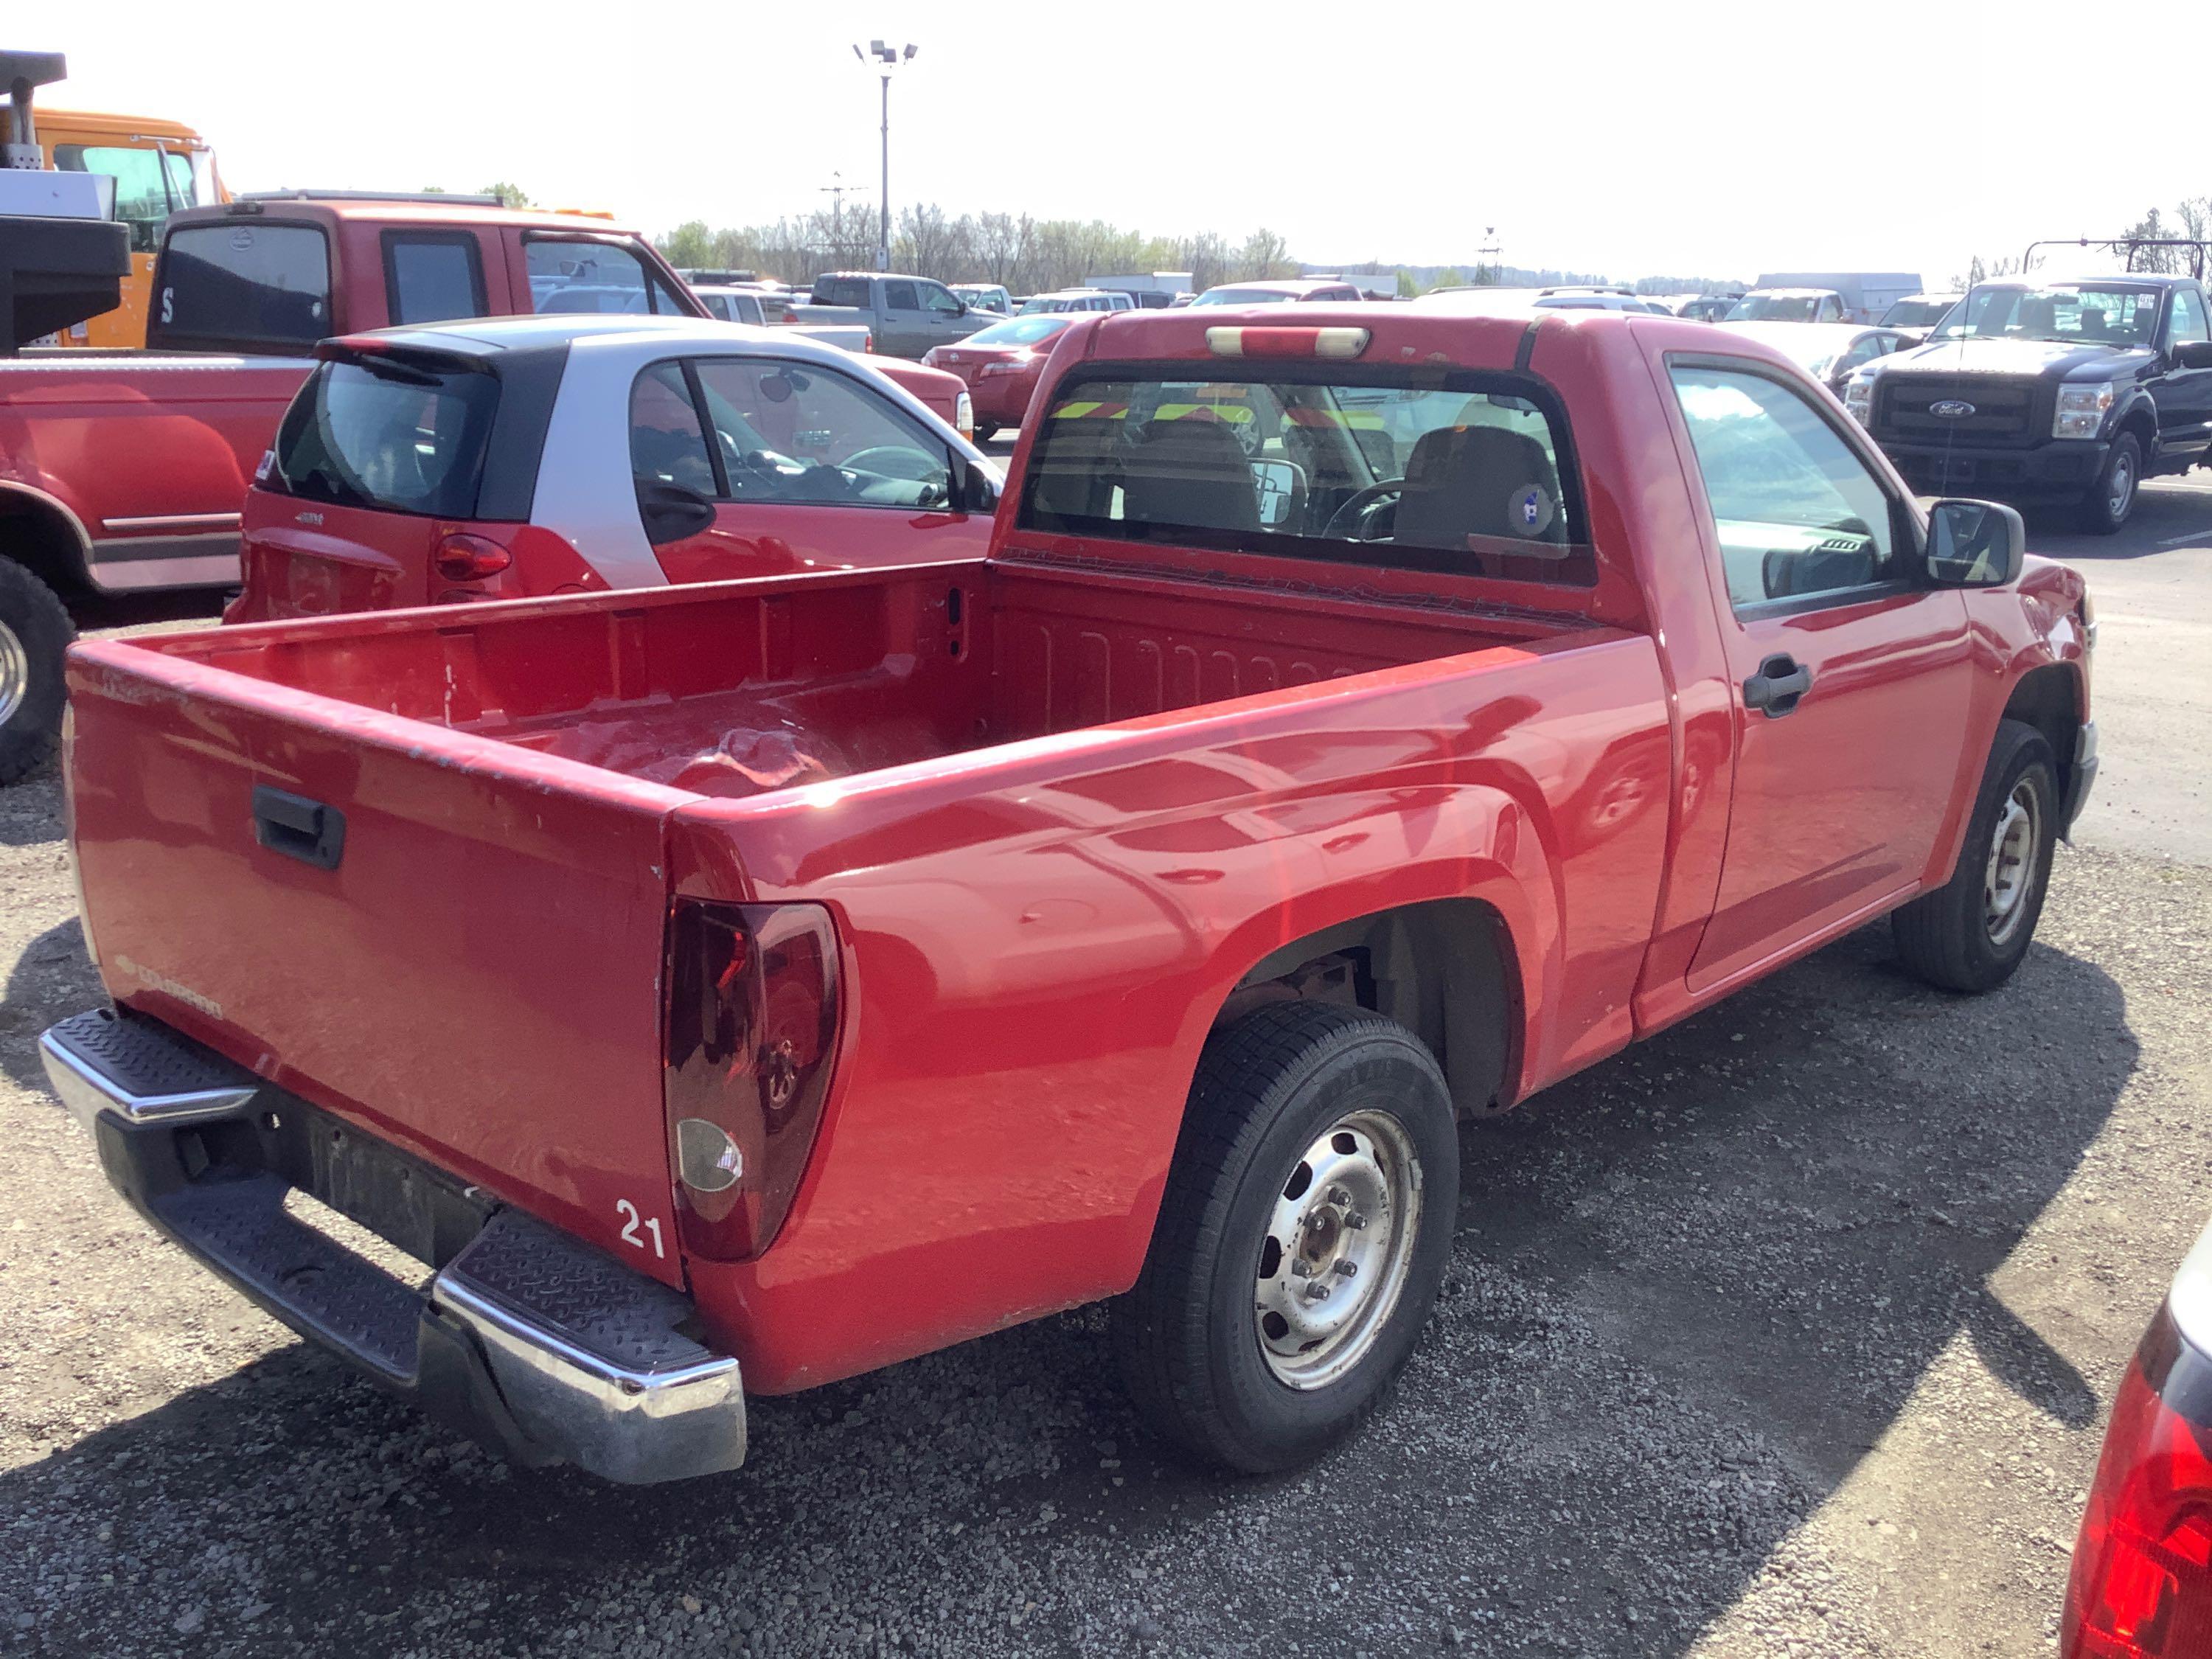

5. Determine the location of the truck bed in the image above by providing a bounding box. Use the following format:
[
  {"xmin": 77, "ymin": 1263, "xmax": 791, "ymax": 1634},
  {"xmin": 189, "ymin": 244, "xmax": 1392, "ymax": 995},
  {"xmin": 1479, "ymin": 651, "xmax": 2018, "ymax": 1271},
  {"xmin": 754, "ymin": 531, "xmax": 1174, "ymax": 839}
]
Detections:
[{"xmin": 119, "ymin": 557, "xmax": 1577, "ymax": 801}]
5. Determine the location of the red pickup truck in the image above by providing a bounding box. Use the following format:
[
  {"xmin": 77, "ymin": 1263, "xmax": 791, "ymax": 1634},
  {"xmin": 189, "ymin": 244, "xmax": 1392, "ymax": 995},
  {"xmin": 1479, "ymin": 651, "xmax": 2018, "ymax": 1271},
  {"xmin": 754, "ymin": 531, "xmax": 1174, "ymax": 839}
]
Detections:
[
  {"xmin": 0, "ymin": 194, "xmax": 972, "ymax": 782},
  {"xmin": 41, "ymin": 307, "xmax": 2096, "ymax": 1481}
]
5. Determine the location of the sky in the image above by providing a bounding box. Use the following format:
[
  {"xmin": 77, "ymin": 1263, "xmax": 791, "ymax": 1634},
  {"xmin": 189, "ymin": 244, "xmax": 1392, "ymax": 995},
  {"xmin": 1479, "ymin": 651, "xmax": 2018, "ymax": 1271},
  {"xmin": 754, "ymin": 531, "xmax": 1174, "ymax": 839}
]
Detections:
[{"xmin": 41, "ymin": 1, "xmax": 2205, "ymax": 289}]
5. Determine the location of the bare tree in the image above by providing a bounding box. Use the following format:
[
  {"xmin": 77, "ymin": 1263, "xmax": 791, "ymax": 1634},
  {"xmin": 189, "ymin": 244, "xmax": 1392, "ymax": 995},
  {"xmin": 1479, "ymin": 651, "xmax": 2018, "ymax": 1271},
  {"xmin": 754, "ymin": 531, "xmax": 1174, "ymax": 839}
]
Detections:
[{"xmin": 1236, "ymin": 228, "xmax": 1293, "ymax": 281}]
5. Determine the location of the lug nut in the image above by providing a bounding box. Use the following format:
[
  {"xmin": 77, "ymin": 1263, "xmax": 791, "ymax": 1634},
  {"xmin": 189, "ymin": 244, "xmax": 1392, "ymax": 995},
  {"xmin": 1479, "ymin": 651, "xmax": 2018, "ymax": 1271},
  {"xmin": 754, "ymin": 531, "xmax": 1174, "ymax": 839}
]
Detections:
[
  {"xmin": 1345, "ymin": 1211, "xmax": 1369, "ymax": 1230},
  {"xmin": 1333, "ymin": 1259, "xmax": 1358, "ymax": 1279},
  {"xmin": 1327, "ymin": 1185, "xmax": 1352, "ymax": 1207},
  {"xmin": 1304, "ymin": 1282, "xmax": 1332, "ymax": 1301},
  {"xmin": 1290, "ymin": 1259, "xmax": 1313, "ymax": 1278}
]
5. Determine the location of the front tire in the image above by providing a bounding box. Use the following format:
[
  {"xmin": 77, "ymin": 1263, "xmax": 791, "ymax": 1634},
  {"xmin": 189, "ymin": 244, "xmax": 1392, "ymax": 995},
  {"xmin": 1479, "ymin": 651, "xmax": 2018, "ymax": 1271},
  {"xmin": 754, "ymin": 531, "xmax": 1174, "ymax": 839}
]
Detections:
[
  {"xmin": 1113, "ymin": 1003, "xmax": 1458, "ymax": 1473},
  {"xmin": 2079, "ymin": 432, "xmax": 2140, "ymax": 535},
  {"xmin": 0, "ymin": 561, "xmax": 74, "ymax": 785},
  {"xmin": 1893, "ymin": 718, "xmax": 2057, "ymax": 992}
]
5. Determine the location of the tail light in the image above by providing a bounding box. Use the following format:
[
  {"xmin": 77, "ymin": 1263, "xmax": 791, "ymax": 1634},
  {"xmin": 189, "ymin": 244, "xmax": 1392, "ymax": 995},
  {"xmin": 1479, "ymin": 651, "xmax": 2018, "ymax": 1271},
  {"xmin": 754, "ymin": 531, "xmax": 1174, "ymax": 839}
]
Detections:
[
  {"xmin": 2065, "ymin": 1309, "xmax": 2212, "ymax": 1658},
  {"xmin": 955, "ymin": 391, "xmax": 974, "ymax": 439},
  {"xmin": 663, "ymin": 901, "xmax": 842, "ymax": 1261},
  {"xmin": 432, "ymin": 532, "xmax": 512, "ymax": 582}
]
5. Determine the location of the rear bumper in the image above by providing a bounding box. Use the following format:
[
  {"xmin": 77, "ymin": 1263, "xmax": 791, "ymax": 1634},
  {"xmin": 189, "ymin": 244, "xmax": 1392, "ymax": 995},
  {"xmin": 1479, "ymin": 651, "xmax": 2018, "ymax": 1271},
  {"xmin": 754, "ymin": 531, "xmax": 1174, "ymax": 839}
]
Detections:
[
  {"xmin": 40, "ymin": 1008, "xmax": 745, "ymax": 1484},
  {"xmin": 1876, "ymin": 435, "xmax": 2107, "ymax": 499},
  {"xmin": 968, "ymin": 372, "xmax": 1042, "ymax": 425}
]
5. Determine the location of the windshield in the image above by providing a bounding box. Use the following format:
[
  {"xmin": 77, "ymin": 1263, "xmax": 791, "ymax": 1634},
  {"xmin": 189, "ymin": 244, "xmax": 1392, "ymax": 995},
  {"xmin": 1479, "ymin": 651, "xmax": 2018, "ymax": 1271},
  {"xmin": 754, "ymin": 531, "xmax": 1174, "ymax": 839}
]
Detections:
[
  {"xmin": 1018, "ymin": 370, "xmax": 1592, "ymax": 585},
  {"xmin": 1933, "ymin": 284, "xmax": 2163, "ymax": 347},
  {"xmin": 1191, "ymin": 288, "xmax": 1299, "ymax": 307},
  {"xmin": 1726, "ymin": 294, "xmax": 1823, "ymax": 323},
  {"xmin": 1880, "ymin": 297, "xmax": 1955, "ymax": 329},
  {"xmin": 270, "ymin": 357, "xmax": 501, "ymax": 518},
  {"xmin": 964, "ymin": 316, "xmax": 1077, "ymax": 347}
]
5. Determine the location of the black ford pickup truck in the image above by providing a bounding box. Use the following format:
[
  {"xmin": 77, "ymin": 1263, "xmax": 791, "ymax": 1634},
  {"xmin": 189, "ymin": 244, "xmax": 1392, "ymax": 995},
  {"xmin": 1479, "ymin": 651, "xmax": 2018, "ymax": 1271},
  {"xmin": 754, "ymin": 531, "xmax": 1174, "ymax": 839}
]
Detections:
[{"xmin": 1845, "ymin": 272, "xmax": 2212, "ymax": 532}]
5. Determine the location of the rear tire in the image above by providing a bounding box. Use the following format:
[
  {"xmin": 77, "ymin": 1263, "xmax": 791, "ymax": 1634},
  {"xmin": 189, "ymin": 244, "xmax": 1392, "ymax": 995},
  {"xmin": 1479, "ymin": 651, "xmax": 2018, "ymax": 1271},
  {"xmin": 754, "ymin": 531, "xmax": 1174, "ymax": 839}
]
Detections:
[
  {"xmin": 1113, "ymin": 1003, "xmax": 1458, "ymax": 1473},
  {"xmin": 1892, "ymin": 719, "xmax": 2057, "ymax": 992},
  {"xmin": 2079, "ymin": 431, "xmax": 2140, "ymax": 535},
  {"xmin": 973, "ymin": 421, "xmax": 1000, "ymax": 443},
  {"xmin": 0, "ymin": 560, "xmax": 74, "ymax": 786}
]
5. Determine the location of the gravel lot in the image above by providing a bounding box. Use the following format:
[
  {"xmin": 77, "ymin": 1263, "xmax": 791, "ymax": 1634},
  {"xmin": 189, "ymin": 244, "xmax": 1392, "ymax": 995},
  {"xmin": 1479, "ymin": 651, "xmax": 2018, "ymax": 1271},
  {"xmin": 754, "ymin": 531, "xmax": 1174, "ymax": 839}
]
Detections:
[{"xmin": 1, "ymin": 499, "xmax": 2207, "ymax": 1657}]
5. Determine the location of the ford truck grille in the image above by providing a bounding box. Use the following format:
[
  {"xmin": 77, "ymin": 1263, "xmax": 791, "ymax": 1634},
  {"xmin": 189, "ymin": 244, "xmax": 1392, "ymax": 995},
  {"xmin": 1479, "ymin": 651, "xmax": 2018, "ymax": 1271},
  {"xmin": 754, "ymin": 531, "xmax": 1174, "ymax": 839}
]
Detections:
[{"xmin": 1875, "ymin": 376, "xmax": 2038, "ymax": 445}]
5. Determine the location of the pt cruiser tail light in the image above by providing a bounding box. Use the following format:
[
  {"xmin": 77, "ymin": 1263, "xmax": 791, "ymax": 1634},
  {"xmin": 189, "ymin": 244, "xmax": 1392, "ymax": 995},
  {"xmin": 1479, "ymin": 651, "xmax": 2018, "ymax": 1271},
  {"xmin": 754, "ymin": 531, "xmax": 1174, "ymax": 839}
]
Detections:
[
  {"xmin": 432, "ymin": 532, "xmax": 512, "ymax": 582},
  {"xmin": 663, "ymin": 901, "xmax": 842, "ymax": 1261},
  {"xmin": 2064, "ymin": 1224, "xmax": 2212, "ymax": 1658}
]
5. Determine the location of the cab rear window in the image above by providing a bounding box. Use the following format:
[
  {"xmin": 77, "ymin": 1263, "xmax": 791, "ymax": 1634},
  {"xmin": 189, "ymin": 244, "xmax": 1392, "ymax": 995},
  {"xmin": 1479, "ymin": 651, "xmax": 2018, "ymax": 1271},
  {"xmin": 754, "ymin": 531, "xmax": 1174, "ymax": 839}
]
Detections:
[
  {"xmin": 265, "ymin": 356, "xmax": 500, "ymax": 518},
  {"xmin": 1018, "ymin": 368, "xmax": 1593, "ymax": 584},
  {"xmin": 156, "ymin": 223, "xmax": 330, "ymax": 349}
]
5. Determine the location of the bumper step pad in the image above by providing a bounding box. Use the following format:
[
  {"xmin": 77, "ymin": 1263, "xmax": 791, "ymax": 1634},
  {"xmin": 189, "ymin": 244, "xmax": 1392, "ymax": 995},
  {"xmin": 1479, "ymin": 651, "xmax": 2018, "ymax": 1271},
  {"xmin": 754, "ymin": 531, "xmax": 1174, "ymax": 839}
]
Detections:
[{"xmin": 41, "ymin": 1007, "xmax": 746, "ymax": 1483}]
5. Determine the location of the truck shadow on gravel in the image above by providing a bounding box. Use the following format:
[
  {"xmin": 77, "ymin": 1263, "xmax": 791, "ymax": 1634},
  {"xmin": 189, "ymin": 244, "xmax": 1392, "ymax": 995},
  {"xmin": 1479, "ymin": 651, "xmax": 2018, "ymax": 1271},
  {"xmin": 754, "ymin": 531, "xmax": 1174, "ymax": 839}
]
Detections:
[{"xmin": 0, "ymin": 921, "xmax": 2134, "ymax": 1659}]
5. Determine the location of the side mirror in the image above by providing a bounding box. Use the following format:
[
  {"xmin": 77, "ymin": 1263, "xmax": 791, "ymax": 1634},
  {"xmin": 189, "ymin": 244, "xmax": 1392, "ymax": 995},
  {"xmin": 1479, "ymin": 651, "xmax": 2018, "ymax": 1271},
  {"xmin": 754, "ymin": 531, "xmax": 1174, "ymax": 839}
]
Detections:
[
  {"xmin": 2173, "ymin": 339, "xmax": 2212, "ymax": 370},
  {"xmin": 951, "ymin": 456, "xmax": 1001, "ymax": 515},
  {"xmin": 1926, "ymin": 498, "xmax": 2025, "ymax": 588},
  {"xmin": 636, "ymin": 478, "xmax": 715, "ymax": 545}
]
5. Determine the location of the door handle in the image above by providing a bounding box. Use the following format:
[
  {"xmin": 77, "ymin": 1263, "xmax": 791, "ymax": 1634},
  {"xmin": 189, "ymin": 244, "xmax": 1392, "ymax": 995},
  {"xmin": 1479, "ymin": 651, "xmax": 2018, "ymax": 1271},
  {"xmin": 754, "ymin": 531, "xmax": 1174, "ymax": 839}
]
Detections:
[{"xmin": 1743, "ymin": 654, "xmax": 1813, "ymax": 717}]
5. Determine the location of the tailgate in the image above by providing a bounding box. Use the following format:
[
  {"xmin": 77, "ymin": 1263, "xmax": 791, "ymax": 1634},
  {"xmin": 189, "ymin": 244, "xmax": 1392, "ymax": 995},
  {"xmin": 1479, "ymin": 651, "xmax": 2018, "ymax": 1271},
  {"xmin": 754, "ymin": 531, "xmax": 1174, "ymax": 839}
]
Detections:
[{"xmin": 64, "ymin": 639, "xmax": 690, "ymax": 1287}]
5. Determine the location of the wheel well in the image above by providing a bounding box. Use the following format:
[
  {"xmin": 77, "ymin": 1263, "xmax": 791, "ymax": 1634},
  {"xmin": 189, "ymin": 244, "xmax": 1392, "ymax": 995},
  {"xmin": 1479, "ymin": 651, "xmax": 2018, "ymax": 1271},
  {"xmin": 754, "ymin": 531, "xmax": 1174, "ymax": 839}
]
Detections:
[
  {"xmin": 2003, "ymin": 664, "xmax": 2081, "ymax": 807},
  {"xmin": 2119, "ymin": 404, "xmax": 2157, "ymax": 446},
  {"xmin": 0, "ymin": 489, "xmax": 92, "ymax": 599},
  {"xmin": 1211, "ymin": 898, "xmax": 1518, "ymax": 1118}
]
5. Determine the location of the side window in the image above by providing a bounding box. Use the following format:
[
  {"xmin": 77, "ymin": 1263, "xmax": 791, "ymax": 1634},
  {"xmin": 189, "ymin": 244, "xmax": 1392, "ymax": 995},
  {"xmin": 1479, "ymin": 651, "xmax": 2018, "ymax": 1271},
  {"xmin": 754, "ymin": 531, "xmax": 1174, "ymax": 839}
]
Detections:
[
  {"xmin": 690, "ymin": 359, "xmax": 951, "ymax": 510},
  {"xmin": 1836, "ymin": 334, "xmax": 1887, "ymax": 375},
  {"xmin": 528, "ymin": 239, "xmax": 686, "ymax": 317},
  {"xmin": 921, "ymin": 283, "xmax": 962, "ymax": 316},
  {"xmin": 628, "ymin": 362, "xmax": 716, "ymax": 497},
  {"xmin": 819, "ymin": 277, "xmax": 867, "ymax": 308},
  {"xmin": 1668, "ymin": 363, "xmax": 1901, "ymax": 611},
  {"xmin": 2169, "ymin": 288, "xmax": 2211, "ymax": 346},
  {"xmin": 55, "ymin": 145, "xmax": 195, "ymax": 253},
  {"xmin": 883, "ymin": 281, "xmax": 921, "ymax": 310},
  {"xmin": 385, "ymin": 234, "xmax": 486, "ymax": 326}
]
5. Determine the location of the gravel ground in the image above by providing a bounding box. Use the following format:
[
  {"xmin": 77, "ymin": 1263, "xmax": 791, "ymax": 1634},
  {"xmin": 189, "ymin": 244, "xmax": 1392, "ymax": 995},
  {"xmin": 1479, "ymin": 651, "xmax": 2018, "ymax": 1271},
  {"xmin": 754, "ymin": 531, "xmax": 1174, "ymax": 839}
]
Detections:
[{"xmin": 2, "ymin": 752, "xmax": 2205, "ymax": 1655}]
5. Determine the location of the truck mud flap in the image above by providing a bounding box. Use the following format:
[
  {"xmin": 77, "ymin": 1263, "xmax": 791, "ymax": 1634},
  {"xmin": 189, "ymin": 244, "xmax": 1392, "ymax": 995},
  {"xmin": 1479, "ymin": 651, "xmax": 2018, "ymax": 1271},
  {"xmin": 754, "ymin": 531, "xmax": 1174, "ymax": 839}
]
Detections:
[{"xmin": 41, "ymin": 1008, "xmax": 746, "ymax": 1484}]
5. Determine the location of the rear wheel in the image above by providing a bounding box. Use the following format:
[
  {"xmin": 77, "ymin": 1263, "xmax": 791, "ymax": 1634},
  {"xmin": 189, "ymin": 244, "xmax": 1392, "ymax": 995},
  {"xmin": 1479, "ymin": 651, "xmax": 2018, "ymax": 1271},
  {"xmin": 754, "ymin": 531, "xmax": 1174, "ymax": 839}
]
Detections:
[
  {"xmin": 0, "ymin": 561, "xmax": 74, "ymax": 785},
  {"xmin": 973, "ymin": 421, "xmax": 1000, "ymax": 443},
  {"xmin": 2079, "ymin": 431, "xmax": 2140, "ymax": 535},
  {"xmin": 1893, "ymin": 719, "xmax": 2057, "ymax": 992},
  {"xmin": 1113, "ymin": 1003, "xmax": 1458, "ymax": 1473}
]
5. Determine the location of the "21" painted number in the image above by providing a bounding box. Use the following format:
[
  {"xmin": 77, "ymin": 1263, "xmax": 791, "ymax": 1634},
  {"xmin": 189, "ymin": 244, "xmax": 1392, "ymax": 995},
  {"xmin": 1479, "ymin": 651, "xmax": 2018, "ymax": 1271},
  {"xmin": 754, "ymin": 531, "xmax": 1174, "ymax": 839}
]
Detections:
[{"xmin": 615, "ymin": 1199, "xmax": 664, "ymax": 1259}]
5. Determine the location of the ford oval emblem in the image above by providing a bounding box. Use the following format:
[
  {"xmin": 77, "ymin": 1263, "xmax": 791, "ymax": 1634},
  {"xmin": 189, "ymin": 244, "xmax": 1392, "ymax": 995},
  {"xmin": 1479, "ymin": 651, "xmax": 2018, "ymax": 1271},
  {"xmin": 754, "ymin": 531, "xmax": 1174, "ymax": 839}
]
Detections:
[{"xmin": 1930, "ymin": 399, "xmax": 1976, "ymax": 419}]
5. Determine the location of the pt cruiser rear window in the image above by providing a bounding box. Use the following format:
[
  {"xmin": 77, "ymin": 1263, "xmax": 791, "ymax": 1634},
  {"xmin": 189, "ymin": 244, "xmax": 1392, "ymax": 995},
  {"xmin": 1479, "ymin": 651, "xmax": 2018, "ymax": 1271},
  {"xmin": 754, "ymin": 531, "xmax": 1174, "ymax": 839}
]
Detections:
[
  {"xmin": 1018, "ymin": 368, "xmax": 1593, "ymax": 584},
  {"xmin": 266, "ymin": 355, "xmax": 501, "ymax": 519}
]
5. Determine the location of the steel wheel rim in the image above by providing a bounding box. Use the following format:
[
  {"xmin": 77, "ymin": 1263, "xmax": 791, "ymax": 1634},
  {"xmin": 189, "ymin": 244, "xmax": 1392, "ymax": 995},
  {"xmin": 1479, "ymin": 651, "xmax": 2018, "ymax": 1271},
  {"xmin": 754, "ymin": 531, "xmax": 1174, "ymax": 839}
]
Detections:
[
  {"xmin": 1983, "ymin": 779, "xmax": 2042, "ymax": 945},
  {"xmin": 0, "ymin": 618, "xmax": 27, "ymax": 728},
  {"xmin": 1254, "ymin": 1108, "xmax": 1422, "ymax": 1391},
  {"xmin": 2108, "ymin": 453, "xmax": 2135, "ymax": 520}
]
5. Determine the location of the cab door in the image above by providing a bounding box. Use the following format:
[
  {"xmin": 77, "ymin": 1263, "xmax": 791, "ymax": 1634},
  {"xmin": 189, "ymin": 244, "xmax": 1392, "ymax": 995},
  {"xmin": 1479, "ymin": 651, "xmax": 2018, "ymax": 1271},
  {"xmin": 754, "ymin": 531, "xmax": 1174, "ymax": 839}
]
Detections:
[
  {"xmin": 628, "ymin": 355, "xmax": 988, "ymax": 582},
  {"xmin": 1665, "ymin": 357, "xmax": 1978, "ymax": 991},
  {"xmin": 2149, "ymin": 285, "xmax": 2212, "ymax": 467}
]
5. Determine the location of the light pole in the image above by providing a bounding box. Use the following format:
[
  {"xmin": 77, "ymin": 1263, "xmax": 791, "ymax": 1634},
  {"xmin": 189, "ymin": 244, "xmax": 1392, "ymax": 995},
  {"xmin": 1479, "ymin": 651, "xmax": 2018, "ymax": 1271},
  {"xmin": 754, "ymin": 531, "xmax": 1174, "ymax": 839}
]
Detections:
[{"xmin": 852, "ymin": 40, "xmax": 916, "ymax": 273}]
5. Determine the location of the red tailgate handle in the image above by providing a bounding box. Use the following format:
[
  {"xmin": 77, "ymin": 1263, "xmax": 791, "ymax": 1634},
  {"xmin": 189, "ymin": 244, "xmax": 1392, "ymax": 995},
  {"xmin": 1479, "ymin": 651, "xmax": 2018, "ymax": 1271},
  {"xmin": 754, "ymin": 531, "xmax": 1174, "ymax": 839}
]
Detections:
[{"xmin": 252, "ymin": 785, "xmax": 347, "ymax": 871}]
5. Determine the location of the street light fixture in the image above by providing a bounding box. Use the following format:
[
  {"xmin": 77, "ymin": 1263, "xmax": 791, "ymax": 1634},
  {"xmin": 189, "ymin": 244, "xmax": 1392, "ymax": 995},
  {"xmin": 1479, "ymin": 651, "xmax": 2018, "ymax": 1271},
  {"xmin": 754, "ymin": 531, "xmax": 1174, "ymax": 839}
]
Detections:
[{"xmin": 852, "ymin": 40, "xmax": 917, "ymax": 274}]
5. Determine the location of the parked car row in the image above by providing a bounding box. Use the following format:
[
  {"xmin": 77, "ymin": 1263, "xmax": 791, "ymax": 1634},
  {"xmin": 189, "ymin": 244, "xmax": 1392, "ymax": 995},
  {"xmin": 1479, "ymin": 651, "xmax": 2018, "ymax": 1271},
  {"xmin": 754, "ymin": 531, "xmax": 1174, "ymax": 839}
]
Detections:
[{"xmin": 0, "ymin": 194, "xmax": 975, "ymax": 782}]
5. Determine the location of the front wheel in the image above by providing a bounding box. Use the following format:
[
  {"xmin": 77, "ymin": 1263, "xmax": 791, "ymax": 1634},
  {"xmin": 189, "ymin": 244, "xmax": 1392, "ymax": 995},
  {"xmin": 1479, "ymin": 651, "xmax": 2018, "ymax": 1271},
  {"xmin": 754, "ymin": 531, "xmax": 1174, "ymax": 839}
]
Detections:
[
  {"xmin": 2079, "ymin": 432, "xmax": 2140, "ymax": 536},
  {"xmin": 1892, "ymin": 719, "xmax": 2057, "ymax": 992},
  {"xmin": 1113, "ymin": 1003, "xmax": 1458, "ymax": 1473},
  {"xmin": 0, "ymin": 561, "xmax": 74, "ymax": 786}
]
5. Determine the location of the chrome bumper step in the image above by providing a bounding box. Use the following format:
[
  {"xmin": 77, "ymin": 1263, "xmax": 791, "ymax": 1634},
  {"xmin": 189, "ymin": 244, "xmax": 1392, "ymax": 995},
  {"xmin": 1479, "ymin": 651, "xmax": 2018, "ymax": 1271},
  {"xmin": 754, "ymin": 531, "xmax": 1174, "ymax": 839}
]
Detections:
[{"xmin": 40, "ymin": 1008, "xmax": 746, "ymax": 1484}]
